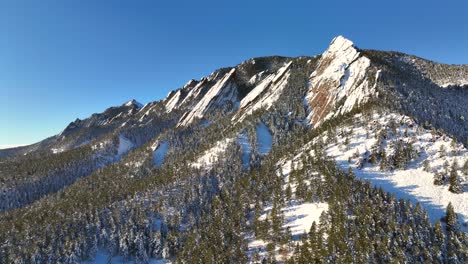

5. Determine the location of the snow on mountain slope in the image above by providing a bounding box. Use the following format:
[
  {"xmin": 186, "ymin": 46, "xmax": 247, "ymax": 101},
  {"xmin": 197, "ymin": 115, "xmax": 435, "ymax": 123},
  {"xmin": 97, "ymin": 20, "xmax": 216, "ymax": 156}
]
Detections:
[
  {"xmin": 164, "ymin": 79, "xmax": 199, "ymax": 113},
  {"xmin": 124, "ymin": 99, "xmax": 144, "ymax": 109},
  {"xmin": 248, "ymin": 201, "xmax": 328, "ymax": 262},
  {"xmin": 191, "ymin": 138, "xmax": 235, "ymax": 169},
  {"xmin": 256, "ymin": 123, "xmax": 273, "ymax": 155},
  {"xmin": 165, "ymin": 90, "xmax": 182, "ymax": 113},
  {"xmin": 306, "ymin": 36, "xmax": 379, "ymax": 127},
  {"xmin": 153, "ymin": 141, "xmax": 169, "ymax": 167},
  {"xmin": 234, "ymin": 61, "xmax": 292, "ymax": 122},
  {"xmin": 178, "ymin": 68, "xmax": 237, "ymax": 127},
  {"xmin": 400, "ymin": 55, "xmax": 468, "ymax": 87},
  {"xmin": 118, "ymin": 135, "xmax": 134, "ymax": 157},
  {"xmin": 191, "ymin": 124, "xmax": 272, "ymax": 170},
  {"xmin": 88, "ymin": 250, "xmax": 170, "ymax": 264},
  {"xmin": 315, "ymin": 111, "xmax": 468, "ymax": 230},
  {"xmin": 275, "ymin": 159, "xmax": 328, "ymax": 238},
  {"xmin": 247, "ymin": 156, "xmax": 328, "ymax": 262},
  {"xmin": 178, "ymin": 79, "xmax": 207, "ymax": 107}
]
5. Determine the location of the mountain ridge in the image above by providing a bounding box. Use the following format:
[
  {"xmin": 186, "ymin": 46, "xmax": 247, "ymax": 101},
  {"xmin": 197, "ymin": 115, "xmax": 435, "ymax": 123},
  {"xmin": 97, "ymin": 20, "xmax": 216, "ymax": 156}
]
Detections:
[{"xmin": 1, "ymin": 35, "xmax": 468, "ymax": 263}]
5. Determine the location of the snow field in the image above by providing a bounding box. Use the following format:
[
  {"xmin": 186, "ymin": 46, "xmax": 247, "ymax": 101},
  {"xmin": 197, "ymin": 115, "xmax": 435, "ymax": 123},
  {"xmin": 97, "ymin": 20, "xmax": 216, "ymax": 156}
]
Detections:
[{"xmin": 320, "ymin": 112, "xmax": 468, "ymax": 231}]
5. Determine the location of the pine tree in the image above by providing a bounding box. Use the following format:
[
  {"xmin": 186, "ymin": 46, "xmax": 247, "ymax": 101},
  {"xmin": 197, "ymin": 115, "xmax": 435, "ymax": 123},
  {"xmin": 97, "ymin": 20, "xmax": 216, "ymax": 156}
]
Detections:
[
  {"xmin": 433, "ymin": 172, "xmax": 444, "ymax": 185},
  {"xmin": 448, "ymin": 160, "xmax": 463, "ymax": 193},
  {"xmin": 266, "ymin": 242, "xmax": 276, "ymax": 261},
  {"xmin": 285, "ymin": 184, "xmax": 292, "ymax": 201},
  {"xmin": 445, "ymin": 202, "xmax": 459, "ymax": 233},
  {"xmin": 379, "ymin": 149, "xmax": 389, "ymax": 171},
  {"xmin": 422, "ymin": 159, "xmax": 431, "ymax": 172},
  {"xmin": 463, "ymin": 160, "xmax": 468, "ymax": 176},
  {"xmin": 439, "ymin": 145, "xmax": 447, "ymax": 157}
]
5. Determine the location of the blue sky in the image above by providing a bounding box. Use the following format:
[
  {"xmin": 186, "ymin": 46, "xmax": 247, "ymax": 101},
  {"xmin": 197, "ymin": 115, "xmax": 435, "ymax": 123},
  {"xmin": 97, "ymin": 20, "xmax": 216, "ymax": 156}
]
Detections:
[{"xmin": 1, "ymin": 0, "xmax": 467, "ymax": 147}]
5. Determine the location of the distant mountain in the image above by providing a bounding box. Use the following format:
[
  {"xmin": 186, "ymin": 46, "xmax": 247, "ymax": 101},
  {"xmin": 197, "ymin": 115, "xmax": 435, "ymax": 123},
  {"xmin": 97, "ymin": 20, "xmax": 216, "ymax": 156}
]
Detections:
[{"xmin": 1, "ymin": 36, "xmax": 467, "ymax": 263}]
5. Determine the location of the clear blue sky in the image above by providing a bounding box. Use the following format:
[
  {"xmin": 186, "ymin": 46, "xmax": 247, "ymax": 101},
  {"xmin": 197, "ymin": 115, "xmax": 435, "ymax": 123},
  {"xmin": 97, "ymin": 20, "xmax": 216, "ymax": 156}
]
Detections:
[{"xmin": 1, "ymin": 0, "xmax": 467, "ymax": 147}]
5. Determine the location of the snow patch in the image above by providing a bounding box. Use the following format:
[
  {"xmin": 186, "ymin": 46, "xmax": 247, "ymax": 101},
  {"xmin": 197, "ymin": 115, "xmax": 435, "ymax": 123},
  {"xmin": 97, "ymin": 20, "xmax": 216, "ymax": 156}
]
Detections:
[
  {"xmin": 165, "ymin": 90, "xmax": 182, "ymax": 113},
  {"xmin": 87, "ymin": 250, "xmax": 170, "ymax": 264},
  {"xmin": 319, "ymin": 111, "xmax": 468, "ymax": 230},
  {"xmin": 118, "ymin": 135, "xmax": 134, "ymax": 156},
  {"xmin": 124, "ymin": 99, "xmax": 143, "ymax": 108},
  {"xmin": 256, "ymin": 123, "xmax": 273, "ymax": 155},
  {"xmin": 153, "ymin": 141, "xmax": 169, "ymax": 167},
  {"xmin": 51, "ymin": 147, "xmax": 65, "ymax": 154},
  {"xmin": 191, "ymin": 138, "xmax": 235, "ymax": 169},
  {"xmin": 247, "ymin": 157, "xmax": 328, "ymax": 262},
  {"xmin": 441, "ymin": 82, "xmax": 468, "ymax": 88}
]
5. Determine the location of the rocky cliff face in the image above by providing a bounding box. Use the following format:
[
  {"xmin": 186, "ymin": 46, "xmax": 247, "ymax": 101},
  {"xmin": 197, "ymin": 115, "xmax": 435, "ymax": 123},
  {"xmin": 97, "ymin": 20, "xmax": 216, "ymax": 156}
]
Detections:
[
  {"xmin": 306, "ymin": 36, "xmax": 379, "ymax": 127},
  {"xmin": 2, "ymin": 35, "xmax": 468, "ymax": 264}
]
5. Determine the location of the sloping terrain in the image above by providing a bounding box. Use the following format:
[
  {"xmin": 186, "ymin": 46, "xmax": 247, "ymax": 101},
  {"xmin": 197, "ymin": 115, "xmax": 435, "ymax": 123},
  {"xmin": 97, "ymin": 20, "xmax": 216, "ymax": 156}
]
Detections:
[{"xmin": 1, "ymin": 36, "xmax": 468, "ymax": 263}]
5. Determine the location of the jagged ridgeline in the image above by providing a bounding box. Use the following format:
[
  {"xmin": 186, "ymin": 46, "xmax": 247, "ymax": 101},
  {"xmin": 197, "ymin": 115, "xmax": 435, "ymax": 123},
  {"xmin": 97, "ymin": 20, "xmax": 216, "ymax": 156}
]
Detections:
[{"xmin": 0, "ymin": 36, "xmax": 467, "ymax": 263}]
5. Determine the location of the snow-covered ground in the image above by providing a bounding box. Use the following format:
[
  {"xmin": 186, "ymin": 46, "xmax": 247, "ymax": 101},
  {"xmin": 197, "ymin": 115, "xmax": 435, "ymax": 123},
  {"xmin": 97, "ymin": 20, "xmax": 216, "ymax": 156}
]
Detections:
[
  {"xmin": 256, "ymin": 123, "xmax": 273, "ymax": 155},
  {"xmin": 247, "ymin": 201, "xmax": 328, "ymax": 262},
  {"xmin": 247, "ymin": 157, "xmax": 328, "ymax": 262},
  {"xmin": 153, "ymin": 141, "xmax": 169, "ymax": 167},
  {"xmin": 191, "ymin": 138, "xmax": 235, "ymax": 169},
  {"xmin": 88, "ymin": 250, "xmax": 170, "ymax": 264},
  {"xmin": 51, "ymin": 147, "xmax": 66, "ymax": 154},
  {"xmin": 118, "ymin": 135, "xmax": 134, "ymax": 157},
  {"xmin": 319, "ymin": 111, "xmax": 468, "ymax": 231}
]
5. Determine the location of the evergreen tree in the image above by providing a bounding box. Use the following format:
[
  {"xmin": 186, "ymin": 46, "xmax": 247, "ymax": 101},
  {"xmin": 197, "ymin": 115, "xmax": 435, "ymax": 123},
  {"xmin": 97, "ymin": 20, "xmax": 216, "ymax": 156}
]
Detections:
[
  {"xmin": 463, "ymin": 160, "xmax": 468, "ymax": 176},
  {"xmin": 448, "ymin": 160, "xmax": 463, "ymax": 193},
  {"xmin": 445, "ymin": 202, "xmax": 459, "ymax": 233},
  {"xmin": 422, "ymin": 159, "xmax": 431, "ymax": 172},
  {"xmin": 439, "ymin": 145, "xmax": 447, "ymax": 157},
  {"xmin": 433, "ymin": 172, "xmax": 444, "ymax": 186}
]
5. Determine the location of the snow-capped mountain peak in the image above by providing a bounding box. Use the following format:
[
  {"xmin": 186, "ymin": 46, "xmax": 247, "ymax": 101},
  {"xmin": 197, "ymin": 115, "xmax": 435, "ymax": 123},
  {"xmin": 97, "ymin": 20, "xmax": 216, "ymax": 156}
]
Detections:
[
  {"xmin": 124, "ymin": 99, "xmax": 144, "ymax": 109},
  {"xmin": 306, "ymin": 35, "xmax": 378, "ymax": 127},
  {"xmin": 325, "ymin": 35, "xmax": 356, "ymax": 57}
]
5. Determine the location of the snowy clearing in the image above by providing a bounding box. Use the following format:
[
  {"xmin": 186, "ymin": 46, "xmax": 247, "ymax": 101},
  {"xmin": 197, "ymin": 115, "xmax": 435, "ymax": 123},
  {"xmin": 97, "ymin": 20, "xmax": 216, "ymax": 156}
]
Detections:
[
  {"xmin": 256, "ymin": 123, "xmax": 273, "ymax": 155},
  {"xmin": 247, "ymin": 156, "xmax": 328, "ymax": 262},
  {"xmin": 320, "ymin": 111, "xmax": 468, "ymax": 231},
  {"xmin": 118, "ymin": 135, "xmax": 134, "ymax": 157},
  {"xmin": 88, "ymin": 250, "xmax": 170, "ymax": 264},
  {"xmin": 191, "ymin": 138, "xmax": 235, "ymax": 169},
  {"xmin": 153, "ymin": 141, "xmax": 169, "ymax": 167}
]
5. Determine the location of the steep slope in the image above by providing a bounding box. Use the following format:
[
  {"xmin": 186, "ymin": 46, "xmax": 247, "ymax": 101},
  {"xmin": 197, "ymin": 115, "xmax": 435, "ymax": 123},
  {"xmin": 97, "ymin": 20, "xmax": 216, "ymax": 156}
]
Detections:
[
  {"xmin": 306, "ymin": 36, "xmax": 380, "ymax": 127},
  {"xmin": 178, "ymin": 68, "xmax": 238, "ymax": 127},
  {"xmin": 234, "ymin": 61, "xmax": 293, "ymax": 122},
  {"xmin": 1, "ymin": 36, "xmax": 468, "ymax": 264},
  {"xmin": 0, "ymin": 99, "xmax": 143, "ymax": 158},
  {"xmin": 363, "ymin": 49, "xmax": 468, "ymax": 145}
]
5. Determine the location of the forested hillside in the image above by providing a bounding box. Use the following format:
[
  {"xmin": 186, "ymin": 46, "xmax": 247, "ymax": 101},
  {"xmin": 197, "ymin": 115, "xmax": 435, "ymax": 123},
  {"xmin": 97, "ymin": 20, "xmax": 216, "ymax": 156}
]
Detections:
[{"xmin": 1, "ymin": 36, "xmax": 467, "ymax": 263}]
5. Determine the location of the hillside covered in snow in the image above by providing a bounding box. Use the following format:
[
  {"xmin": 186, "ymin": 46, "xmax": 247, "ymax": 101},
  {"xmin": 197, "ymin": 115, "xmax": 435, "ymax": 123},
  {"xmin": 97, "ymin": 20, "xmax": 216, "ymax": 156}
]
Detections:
[{"xmin": 1, "ymin": 36, "xmax": 468, "ymax": 263}]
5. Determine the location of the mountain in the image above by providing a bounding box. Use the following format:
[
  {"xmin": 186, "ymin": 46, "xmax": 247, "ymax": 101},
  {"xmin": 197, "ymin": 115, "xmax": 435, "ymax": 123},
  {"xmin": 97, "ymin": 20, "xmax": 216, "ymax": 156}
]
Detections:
[{"xmin": 1, "ymin": 36, "xmax": 467, "ymax": 263}]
